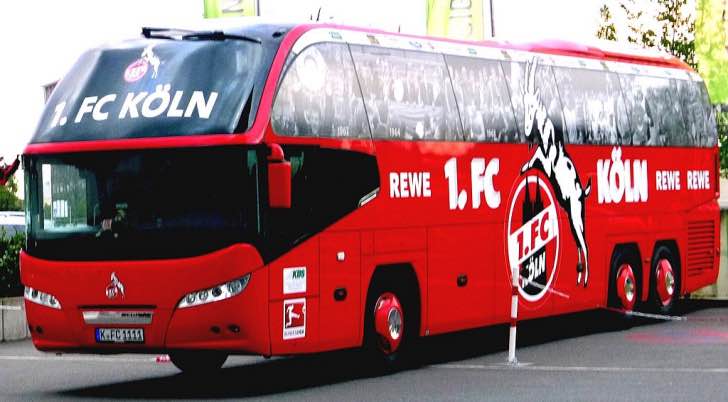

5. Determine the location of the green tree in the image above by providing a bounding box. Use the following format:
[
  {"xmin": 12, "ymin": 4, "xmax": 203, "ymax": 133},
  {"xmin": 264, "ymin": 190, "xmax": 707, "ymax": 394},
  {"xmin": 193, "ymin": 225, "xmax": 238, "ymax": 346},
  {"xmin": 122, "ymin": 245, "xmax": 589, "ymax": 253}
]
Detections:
[
  {"xmin": 620, "ymin": 0, "xmax": 657, "ymax": 47},
  {"xmin": 0, "ymin": 232, "xmax": 24, "ymax": 297},
  {"xmin": 657, "ymin": 0, "xmax": 696, "ymax": 69},
  {"xmin": 718, "ymin": 106, "xmax": 728, "ymax": 177},
  {"xmin": 597, "ymin": 5, "xmax": 618, "ymax": 40},
  {"xmin": 0, "ymin": 174, "xmax": 22, "ymax": 211},
  {"xmin": 597, "ymin": 0, "xmax": 696, "ymax": 69},
  {"xmin": 696, "ymin": 0, "xmax": 728, "ymax": 103}
]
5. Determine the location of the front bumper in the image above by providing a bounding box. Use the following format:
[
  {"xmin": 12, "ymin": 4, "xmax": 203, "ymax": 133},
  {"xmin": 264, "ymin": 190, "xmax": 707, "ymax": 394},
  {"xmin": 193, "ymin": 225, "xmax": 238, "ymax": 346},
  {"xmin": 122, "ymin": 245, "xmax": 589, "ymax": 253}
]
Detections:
[{"xmin": 21, "ymin": 244, "xmax": 270, "ymax": 355}]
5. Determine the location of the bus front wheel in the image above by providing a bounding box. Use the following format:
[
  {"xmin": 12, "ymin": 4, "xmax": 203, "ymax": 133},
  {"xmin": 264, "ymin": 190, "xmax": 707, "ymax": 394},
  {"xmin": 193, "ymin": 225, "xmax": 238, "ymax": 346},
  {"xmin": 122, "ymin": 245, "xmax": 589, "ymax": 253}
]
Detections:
[
  {"xmin": 169, "ymin": 350, "xmax": 228, "ymax": 374},
  {"xmin": 363, "ymin": 279, "xmax": 416, "ymax": 370}
]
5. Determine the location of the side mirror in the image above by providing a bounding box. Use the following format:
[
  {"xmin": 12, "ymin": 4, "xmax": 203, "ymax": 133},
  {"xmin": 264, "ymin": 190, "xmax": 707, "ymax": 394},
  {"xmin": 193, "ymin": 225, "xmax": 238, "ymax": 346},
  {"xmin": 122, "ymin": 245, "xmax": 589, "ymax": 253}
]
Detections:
[{"xmin": 267, "ymin": 144, "xmax": 291, "ymax": 209}]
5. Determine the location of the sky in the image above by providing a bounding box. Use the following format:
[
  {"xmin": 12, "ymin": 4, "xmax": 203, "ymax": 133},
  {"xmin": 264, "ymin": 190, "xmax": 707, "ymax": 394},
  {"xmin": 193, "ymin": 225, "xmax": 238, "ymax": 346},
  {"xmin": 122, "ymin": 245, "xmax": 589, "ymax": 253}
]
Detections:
[{"xmin": 0, "ymin": 0, "xmax": 601, "ymax": 167}]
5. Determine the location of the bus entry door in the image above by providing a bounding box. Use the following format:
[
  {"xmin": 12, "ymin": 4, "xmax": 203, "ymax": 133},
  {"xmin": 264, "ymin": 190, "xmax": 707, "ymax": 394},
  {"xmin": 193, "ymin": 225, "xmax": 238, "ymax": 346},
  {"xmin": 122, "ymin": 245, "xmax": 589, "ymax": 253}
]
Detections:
[{"xmin": 319, "ymin": 231, "xmax": 361, "ymax": 351}]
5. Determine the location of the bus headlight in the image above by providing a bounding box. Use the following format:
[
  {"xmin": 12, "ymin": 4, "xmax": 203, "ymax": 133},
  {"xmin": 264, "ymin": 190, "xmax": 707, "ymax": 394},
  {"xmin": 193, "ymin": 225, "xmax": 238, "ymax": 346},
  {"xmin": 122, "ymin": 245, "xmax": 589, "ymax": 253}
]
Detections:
[
  {"xmin": 24, "ymin": 286, "xmax": 61, "ymax": 309},
  {"xmin": 177, "ymin": 274, "xmax": 251, "ymax": 309}
]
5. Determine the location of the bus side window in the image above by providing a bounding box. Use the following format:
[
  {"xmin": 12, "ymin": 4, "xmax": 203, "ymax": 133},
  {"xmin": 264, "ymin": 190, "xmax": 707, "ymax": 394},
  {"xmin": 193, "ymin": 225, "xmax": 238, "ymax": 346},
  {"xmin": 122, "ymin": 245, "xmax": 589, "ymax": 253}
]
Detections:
[
  {"xmin": 619, "ymin": 73, "xmax": 649, "ymax": 146},
  {"xmin": 445, "ymin": 55, "xmax": 517, "ymax": 143},
  {"xmin": 350, "ymin": 45, "xmax": 462, "ymax": 142},
  {"xmin": 501, "ymin": 59, "xmax": 564, "ymax": 144},
  {"xmin": 697, "ymin": 81, "xmax": 718, "ymax": 147},
  {"xmin": 271, "ymin": 42, "xmax": 370, "ymax": 139},
  {"xmin": 620, "ymin": 74, "xmax": 685, "ymax": 147},
  {"xmin": 663, "ymin": 79, "xmax": 688, "ymax": 146},
  {"xmin": 553, "ymin": 67, "xmax": 625, "ymax": 145},
  {"xmin": 675, "ymin": 78, "xmax": 702, "ymax": 146}
]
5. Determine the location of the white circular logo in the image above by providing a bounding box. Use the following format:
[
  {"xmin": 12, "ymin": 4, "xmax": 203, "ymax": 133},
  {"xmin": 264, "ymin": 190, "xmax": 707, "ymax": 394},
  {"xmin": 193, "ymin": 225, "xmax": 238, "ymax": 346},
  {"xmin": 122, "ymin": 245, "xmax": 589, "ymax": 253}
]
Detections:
[{"xmin": 506, "ymin": 175, "xmax": 560, "ymax": 302}]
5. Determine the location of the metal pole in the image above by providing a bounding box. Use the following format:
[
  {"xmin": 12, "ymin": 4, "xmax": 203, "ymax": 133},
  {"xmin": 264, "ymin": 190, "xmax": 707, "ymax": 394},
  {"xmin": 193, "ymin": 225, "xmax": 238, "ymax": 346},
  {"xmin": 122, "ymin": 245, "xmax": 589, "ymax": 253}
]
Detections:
[{"xmin": 489, "ymin": 0, "xmax": 495, "ymax": 37}]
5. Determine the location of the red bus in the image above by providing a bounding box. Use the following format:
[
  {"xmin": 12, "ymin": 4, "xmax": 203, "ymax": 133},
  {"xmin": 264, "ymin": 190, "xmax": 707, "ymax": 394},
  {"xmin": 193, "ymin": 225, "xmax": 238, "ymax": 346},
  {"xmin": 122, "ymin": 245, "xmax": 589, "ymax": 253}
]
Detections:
[{"xmin": 21, "ymin": 22, "xmax": 719, "ymax": 373}]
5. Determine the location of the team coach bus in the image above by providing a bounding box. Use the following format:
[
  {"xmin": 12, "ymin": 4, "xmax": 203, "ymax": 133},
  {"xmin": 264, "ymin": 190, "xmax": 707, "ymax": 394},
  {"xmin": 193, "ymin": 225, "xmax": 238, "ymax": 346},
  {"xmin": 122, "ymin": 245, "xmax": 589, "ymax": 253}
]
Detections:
[{"xmin": 20, "ymin": 21, "xmax": 718, "ymax": 373}]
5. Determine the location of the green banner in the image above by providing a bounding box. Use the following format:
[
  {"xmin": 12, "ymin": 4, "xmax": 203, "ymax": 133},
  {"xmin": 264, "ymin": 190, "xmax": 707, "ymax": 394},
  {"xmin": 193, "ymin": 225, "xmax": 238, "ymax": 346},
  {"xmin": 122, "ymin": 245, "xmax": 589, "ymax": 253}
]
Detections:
[
  {"xmin": 696, "ymin": 0, "xmax": 728, "ymax": 104},
  {"xmin": 204, "ymin": 0, "xmax": 257, "ymax": 18},
  {"xmin": 426, "ymin": 0, "xmax": 484, "ymax": 41}
]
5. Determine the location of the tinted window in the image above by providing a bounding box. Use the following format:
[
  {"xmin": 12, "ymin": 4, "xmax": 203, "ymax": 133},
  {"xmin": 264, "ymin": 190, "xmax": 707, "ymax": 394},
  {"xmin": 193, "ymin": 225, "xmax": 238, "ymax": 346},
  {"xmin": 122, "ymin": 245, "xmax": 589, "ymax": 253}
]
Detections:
[
  {"xmin": 351, "ymin": 45, "xmax": 462, "ymax": 141},
  {"xmin": 446, "ymin": 55, "xmax": 518, "ymax": 142},
  {"xmin": 501, "ymin": 59, "xmax": 564, "ymax": 143},
  {"xmin": 619, "ymin": 74, "xmax": 687, "ymax": 146},
  {"xmin": 553, "ymin": 67, "xmax": 629, "ymax": 145},
  {"xmin": 271, "ymin": 42, "xmax": 369, "ymax": 138},
  {"xmin": 675, "ymin": 78, "xmax": 706, "ymax": 146},
  {"xmin": 25, "ymin": 147, "xmax": 261, "ymax": 261},
  {"xmin": 34, "ymin": 39, "xmax": 267, "ymax": 143},
  {"xmin": 697, "ymin": 82, "xmax": 718, "ymax": 146}
]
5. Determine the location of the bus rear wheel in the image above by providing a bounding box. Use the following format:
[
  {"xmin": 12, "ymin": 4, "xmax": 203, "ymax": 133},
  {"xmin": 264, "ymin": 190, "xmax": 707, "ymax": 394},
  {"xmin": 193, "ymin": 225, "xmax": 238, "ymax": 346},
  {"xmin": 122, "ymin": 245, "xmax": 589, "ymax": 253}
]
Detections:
[
  {"xmin": 615, "ymin": 263, "xmax": 637, "ymax": 311},
  {"xmin": 649, "ymin": 246, "xmax": 680, "ymax": 314},
  {"xmin": 169, "ymin": 350, "xmax": 228, "ymax": 374},
  {"xmin": 608, "ymin": 248, "xmax": 640, "ymax": 317}
]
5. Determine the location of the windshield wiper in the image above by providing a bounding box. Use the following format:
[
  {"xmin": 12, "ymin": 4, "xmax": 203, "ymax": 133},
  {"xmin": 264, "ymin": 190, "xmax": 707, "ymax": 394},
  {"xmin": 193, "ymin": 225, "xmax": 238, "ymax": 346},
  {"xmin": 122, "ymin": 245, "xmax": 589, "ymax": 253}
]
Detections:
[
  {"xmin": 182, "ymin": 30, "xmax": 262, "ymax": 44},
  {"xmin": 141, "ymin": 27, "xmax": 194, "ymax": 40}
]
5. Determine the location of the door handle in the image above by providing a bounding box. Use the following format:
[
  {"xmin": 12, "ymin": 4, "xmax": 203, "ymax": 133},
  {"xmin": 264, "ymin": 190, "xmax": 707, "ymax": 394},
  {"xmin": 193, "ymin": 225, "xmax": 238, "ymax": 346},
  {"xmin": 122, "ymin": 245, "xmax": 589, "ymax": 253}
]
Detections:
[
  {"xmin": 457, "ymin": 274, "xmax": 468, "ymax": 287},
  {"xmin": 334, "ymin": 287, "xmax": 347, "ymax": 301}
]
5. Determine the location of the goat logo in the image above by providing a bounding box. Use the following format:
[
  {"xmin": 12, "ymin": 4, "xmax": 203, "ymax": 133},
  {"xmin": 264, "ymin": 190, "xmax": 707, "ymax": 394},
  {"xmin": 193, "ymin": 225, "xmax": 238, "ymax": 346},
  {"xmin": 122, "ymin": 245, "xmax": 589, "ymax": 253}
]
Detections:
[
  {"xmin": 141, "ymin": 44, "xmax": 161, "ymax": 79},
  {"xmin": 519, "ymin": 58, "xmax": 591, "ymax": 287}
]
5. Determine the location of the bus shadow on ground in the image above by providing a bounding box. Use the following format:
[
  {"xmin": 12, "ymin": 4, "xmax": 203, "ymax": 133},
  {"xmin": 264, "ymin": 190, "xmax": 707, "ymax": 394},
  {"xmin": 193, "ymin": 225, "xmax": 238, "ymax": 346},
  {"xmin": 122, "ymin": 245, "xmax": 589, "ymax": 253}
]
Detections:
[{"xmin": 58, "ymin": 299, "xmax": 728, "ymax": 399}]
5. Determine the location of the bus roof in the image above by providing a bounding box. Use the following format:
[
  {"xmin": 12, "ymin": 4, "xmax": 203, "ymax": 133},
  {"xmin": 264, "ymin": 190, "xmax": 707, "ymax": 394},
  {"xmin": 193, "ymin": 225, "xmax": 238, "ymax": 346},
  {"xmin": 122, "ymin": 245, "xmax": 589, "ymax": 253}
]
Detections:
[
  {"xmin": 137, "ymin": 19, "xmax": 690, "ymax": 71},
  {"xmin": 287, "ymin": 22, "xmax": 691, "ymax": 72}
]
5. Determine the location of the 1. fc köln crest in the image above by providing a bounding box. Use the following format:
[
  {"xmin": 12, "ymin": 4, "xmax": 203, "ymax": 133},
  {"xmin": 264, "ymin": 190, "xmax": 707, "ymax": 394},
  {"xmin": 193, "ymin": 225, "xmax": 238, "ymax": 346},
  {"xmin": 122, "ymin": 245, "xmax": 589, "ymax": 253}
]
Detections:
[
  {"xmin": 507, "ymin": 175, "xmax": 560, "ymax": 302},
  {"xmin": 506, "ymin": 57, "xmax": 591, "ymax": 301}
]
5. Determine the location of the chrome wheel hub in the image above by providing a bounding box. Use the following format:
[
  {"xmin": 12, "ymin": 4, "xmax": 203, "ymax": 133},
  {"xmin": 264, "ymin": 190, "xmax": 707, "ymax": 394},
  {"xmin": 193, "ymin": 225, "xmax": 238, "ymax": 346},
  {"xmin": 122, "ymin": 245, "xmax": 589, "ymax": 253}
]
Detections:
[
  {"xmin": 624, "ymin": 276, "xmax": 635, "ymax": 302},
  {"xmin": 387, "ymin": 308, "xmax": 402, "ymax": 340},
  {"xmin": 665, "ymin": 270, "xmax": 675, "ymax": 296}
]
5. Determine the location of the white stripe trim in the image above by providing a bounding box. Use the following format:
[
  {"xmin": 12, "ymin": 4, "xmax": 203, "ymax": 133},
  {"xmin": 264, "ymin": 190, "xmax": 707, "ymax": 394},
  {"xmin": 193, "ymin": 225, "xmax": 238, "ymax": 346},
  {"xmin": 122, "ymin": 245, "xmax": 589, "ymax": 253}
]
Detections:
[{"xmin": 433, "ymin": 363, "xmax": 728, "ymax": 374}]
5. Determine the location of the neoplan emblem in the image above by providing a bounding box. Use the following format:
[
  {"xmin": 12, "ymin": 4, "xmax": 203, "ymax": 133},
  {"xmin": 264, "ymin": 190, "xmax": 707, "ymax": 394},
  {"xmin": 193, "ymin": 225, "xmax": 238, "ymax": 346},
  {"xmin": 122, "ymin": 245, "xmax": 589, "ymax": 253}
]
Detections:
[{"xmin": 106, "ymin": 272, "xmax": 125, "ymax": 300}]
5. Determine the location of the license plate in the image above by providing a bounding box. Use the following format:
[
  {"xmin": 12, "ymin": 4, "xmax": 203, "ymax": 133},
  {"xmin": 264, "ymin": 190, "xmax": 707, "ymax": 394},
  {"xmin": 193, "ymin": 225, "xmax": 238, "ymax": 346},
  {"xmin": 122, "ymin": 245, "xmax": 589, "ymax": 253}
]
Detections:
[{"xmin": 95, "ymin": 328, "xmax": 144, "ymax": 344}]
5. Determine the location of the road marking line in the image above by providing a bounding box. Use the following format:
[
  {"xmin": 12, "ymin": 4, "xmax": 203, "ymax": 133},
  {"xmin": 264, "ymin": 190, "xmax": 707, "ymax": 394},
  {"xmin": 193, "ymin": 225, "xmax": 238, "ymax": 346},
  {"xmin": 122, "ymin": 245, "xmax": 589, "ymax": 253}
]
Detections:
[
  {"xmin": 432, "ymin": 363, "xmax": 728, "ymax": 374},
  {"xmin": 0, "ymin": 355, "xmax": 156, "ymax": 363},
  {"xmin": 603, "ymin": 307, "xmax": 686, "ymax": 321},
  {"xmin": 0, "ymin": 306, "xmax": 22, "ymax": 311}
]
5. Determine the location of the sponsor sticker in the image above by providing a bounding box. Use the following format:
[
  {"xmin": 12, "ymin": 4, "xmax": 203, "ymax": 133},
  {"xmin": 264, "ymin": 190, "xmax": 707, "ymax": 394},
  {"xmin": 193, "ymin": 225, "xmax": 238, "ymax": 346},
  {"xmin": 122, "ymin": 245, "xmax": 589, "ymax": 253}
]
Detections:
[
  {"xmin": 283, "ymin": 267, "xmax": 306, "ymax": 294},
  {"xmin": 283, "ymin": 298, "xmax": 306, "ymax": 340}
]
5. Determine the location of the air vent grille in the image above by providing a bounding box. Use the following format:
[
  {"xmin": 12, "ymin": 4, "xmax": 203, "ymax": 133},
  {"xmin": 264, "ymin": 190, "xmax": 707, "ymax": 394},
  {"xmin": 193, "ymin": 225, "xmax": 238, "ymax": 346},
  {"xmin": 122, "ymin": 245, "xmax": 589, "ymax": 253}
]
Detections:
[{"xmin": 686, "ymin": 220, "xmax": 715, "ymax": 277}]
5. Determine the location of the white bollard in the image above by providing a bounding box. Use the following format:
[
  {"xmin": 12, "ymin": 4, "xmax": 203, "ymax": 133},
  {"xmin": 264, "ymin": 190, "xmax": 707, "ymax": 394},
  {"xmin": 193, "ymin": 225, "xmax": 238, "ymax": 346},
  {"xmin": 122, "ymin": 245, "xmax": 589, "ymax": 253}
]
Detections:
[{"xmin": 508, "ymin": 265, "xmax": 518, "ymax": 364}]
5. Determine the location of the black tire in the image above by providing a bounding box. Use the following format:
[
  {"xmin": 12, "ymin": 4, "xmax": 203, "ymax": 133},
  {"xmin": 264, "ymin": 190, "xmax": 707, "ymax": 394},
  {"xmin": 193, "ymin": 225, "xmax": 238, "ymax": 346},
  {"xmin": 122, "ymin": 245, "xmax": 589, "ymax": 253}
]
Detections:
[
  {"xmin": 169, "ymin": 350, "xmax": 228, "ymax": 374},
  {"xmin": 362, "ymin": 277, "xmax": 418, "ymax": 371},
  {"xmin": 648, "ymin": 245, "xmax": 680, "ymax": 315}
]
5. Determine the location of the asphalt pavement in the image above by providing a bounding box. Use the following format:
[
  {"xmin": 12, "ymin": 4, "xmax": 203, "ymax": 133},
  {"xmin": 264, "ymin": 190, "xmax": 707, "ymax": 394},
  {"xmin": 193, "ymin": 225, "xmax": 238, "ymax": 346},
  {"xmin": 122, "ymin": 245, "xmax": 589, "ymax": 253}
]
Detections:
[{"xmin": 2, "ymin": 299, "xmax": 728, "ymax": 401}]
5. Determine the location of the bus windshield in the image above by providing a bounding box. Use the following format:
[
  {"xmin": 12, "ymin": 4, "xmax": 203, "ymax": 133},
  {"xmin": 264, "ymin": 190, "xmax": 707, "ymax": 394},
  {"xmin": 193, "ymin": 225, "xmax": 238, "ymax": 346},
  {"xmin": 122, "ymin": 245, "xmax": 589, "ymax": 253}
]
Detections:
[
  {"xmin": 24, "ymin": 147, "xmax": 262, "ymax": 260},
  {"xmin": 32, "ymin": 37, "xmax": 268, "ymax": 143}
]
